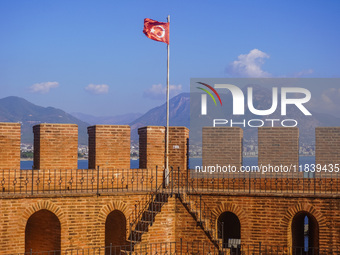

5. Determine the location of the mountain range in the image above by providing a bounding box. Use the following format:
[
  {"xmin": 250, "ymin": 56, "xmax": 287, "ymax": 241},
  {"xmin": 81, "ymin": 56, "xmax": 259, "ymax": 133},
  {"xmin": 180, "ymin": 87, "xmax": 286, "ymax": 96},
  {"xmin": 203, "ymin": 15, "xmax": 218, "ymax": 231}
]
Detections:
[
  {"xmin": 0, "ymin": 96, "xmax": 90, "ymax": 145},
  {"xmin": 1, "ymin": 88, "xmax": 340, "ymax": 146},
  {"xmin": 71, "ymin": 112, "xmax": 142, "ymax": 126},
  {"xmin": 0, "ymin": 94, "xmax": 191, "ymax": 145}
]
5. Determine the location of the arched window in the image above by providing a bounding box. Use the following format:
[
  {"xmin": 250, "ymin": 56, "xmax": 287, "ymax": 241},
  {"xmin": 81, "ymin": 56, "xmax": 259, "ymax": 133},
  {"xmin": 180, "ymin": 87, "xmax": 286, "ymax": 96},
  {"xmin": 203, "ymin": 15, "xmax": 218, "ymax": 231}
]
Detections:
[
  {"xmin": 291, "ymin": 211, "xmax": 319, "ymax": 255},
  {"xmin": 25, "ymin": 209, "xmax": 61, "ymax": 254},
  {"xmin": 218, "ymin": 212, "xmax": 241, "ymax": 253},
  {"xmin": 105, "ymin": 210, "xmax": 127, "ymax": 254}
]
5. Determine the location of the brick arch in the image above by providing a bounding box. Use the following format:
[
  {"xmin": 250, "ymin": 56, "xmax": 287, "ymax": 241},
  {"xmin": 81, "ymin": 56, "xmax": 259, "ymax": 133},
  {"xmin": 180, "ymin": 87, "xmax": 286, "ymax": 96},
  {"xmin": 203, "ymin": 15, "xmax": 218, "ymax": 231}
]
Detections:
[
  {"xmin": 98, "ymin": 200, "xmax": 130, "ymax": 246},
  {"xmin": 282, "ymin": 203, "xmax": 325, "ymax": 247},
  {"xmin": 211, "ymin": 202, "xmax": 246, "ymax": 247},
  {"xmin": 21, "ymin": 200, "xmax": 66, "ymax": 231},
  {"xmin": 211, "ymin": 202, "xmax": 247, "ymax": 226},
  {"xmin": 98, "ymin": 200, "xmax": 130, "ymax": 223},
  {"xmin": 21, "ymin": 201, "xmax": 66, "ymax": 252}
]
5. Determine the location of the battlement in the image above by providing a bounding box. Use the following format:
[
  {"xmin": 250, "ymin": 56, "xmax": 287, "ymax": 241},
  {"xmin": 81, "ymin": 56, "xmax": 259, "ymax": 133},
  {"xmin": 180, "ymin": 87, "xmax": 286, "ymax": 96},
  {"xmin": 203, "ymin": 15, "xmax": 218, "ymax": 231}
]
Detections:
[
  {"xmin": 33, "ymin": 123, "xmax": 78, "ymax": 169},
  {"xmin": 0, "ymin": 123, "xmax": 190, "ymax": 171},
  {"xmin": 0, "ymin": 123, "xmax": 339, "ymax": 254},
  {"xmin": 0, "ymin": 122, "xmax": 21, "ymax": 170},
  {"xmin": 1, "ymin": 123, "xmax": 340, "ymax": 171},
  {"xmin": 88, "ymin": 125, "xmax": 130, "ymax": 169},
  {"xmin": 0, "ymin": 123, "xmax": 339, "ymax": 197}
]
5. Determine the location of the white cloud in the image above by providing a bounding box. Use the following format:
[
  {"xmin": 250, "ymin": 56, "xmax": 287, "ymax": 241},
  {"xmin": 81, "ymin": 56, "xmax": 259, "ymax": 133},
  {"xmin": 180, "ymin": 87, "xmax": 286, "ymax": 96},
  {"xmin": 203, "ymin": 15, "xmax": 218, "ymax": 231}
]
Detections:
[
  {"xmin": 30, "ymin": 81, "xmax": 59, "ymax": 94},
  {"xmin": 85, "ymin": 84, "xmax": 109, "ymax": 94},
  {"xmin": 320, "ymin": 88, "xmax": 340, "ymax": 107},
  {"xmin": 307, "ymin": 88, "xmax": 340, "ymax": 117},
  {"xmin": 293, "ymin": 69, "xmax": 314, "ymax": 77},
  {"xmin": 227, "ymin": 49, "xmax": 271, "ymax": 77},
  {"xmin": 143, "ymin": 84, "xmax": 182, "ymax": 100}
]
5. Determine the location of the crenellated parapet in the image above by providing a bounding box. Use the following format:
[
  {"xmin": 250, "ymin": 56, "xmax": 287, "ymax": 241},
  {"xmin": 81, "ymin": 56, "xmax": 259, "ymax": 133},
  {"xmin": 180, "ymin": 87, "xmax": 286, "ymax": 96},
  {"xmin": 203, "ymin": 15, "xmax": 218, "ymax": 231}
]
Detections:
[
  {"xmin": 0, "ymin": 123, "xmax": 340, "ymax": 175},
  {"xmin": 87, "ymin": 125, "xmax": 130, "ymax": 169},
  {"xmin": 138, "ymin": 126, "xmax": 189, "ymax": 170},
  {"xmin": 33, "ymin": 123, "xmax": 78, "ymax": 170},
  {"xmin": 0, "ymin": 122, "xmax": 21, "ymax": 170}
]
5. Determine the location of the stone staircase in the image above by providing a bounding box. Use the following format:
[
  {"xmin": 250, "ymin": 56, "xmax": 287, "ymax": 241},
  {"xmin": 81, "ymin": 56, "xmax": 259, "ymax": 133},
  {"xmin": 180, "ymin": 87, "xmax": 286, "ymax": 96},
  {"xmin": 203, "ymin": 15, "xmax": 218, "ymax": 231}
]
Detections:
[
  {"xmin": 128, "ymin": 192, "xmax": 170, "ymax": 244},
  {"xmin": 122, "ymin": 168, "xmax": 174, "ymax": 253},
  {"xmin": 124, "ymin": 168, "xmax": 225, "ymax": 254},
  {"xmin": 178, "ymin": 192, "xmax": 223, "ymax": 251}
]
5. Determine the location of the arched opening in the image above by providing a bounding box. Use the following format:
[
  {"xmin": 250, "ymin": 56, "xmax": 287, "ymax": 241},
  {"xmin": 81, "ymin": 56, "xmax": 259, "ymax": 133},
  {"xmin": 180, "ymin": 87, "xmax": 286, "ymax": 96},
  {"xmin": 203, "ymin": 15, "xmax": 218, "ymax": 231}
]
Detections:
[
  {"xmin": 105, "ymin": 210, "xmax": 127, "ymax": 254},
  {"xmin": 218, "ymin": 212, "xmax": 241, "ymax": 253},
  {"xmin": 291, "ymin": 211, "xmax": 319, "ymax": 255},
  {"xmin": 25, "ymin": 209, "xmax": 61, "ymax": 254}
]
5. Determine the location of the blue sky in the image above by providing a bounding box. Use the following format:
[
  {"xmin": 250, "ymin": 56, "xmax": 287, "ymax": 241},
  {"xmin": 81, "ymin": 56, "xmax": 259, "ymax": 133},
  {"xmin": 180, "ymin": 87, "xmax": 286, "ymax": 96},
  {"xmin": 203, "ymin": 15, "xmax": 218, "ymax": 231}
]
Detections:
[{"xmin": 0, "ymin": 0, "xmax": 339, "ymax": 116}]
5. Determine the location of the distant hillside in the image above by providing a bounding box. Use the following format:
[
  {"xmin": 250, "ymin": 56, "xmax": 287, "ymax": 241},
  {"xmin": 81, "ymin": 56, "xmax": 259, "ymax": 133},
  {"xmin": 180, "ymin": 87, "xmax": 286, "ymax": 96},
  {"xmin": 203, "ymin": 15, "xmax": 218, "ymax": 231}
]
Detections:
[
  {"xmin": 129, "ymin": 93, "xmax": 190, "ymax": 141},
  {"xmin": 71, "ymin": 112, "xmax": 142, "ymax": 125},
  {"xmin": 129, "ymin": 89, "xmax": 340, "ymax": 145},
  {"xmin": 0, "ymin": 96, "xmax": 90, "ymax": 145},
  {"xmin": 2, "ymin": 90, "xmax": 339, "ymax": 146}
]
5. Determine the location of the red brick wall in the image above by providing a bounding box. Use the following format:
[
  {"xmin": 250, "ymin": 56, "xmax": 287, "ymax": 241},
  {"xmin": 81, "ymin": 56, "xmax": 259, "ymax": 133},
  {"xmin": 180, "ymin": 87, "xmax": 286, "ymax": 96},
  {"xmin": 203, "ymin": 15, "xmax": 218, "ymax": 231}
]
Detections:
[
  {"xmin": 258, "ymin": 127, "xmax": 299, "ymax": 167},
  {"xmin": 138, "ymin": 126, "xmax": 165, "ymax": 170},
  {"xmin": 0, "ymin": 194, "xmax": 146, "ymax": 253},
  {"xmin": 200, "ymin": 194, "xmax": 339, "ymax": 249},
  {"xmin": 0, "ymin": 168, "xmax": 164, "ymax": 194},
  {"xmin": 138, "ymin": 196, "xmax": 216, "ymax": 254},
  {"xmin": 315, "ymin": 127, "xmax": 340, "ymax": 166},
  {"xmin": 25, "ymin": 209, "xmax": 61, "ymax": 252},
  {"xmin": 138, "ymin": 126, "xmax": 189, "ymax": 170},
  {"xmin": 174, "ymin": 197, "xmax": 216, "ymax": 246},
  {"xmin": 0, "ymin": 122, "xmax": 21, "ymax": 169},
  {"xmin": 0, "ymin": 193, "xmax": 338, "ymax": 254},
  {"xmin": 88, "ymin": 125, "xmax": 130, "ymax": 169},
  {"xmin": 138, "ymin": 197, "xmax": 176, "ymax": 244},
  {"xmin": 0, "ymin": 125, "xmax": 340, "ymax": 254},
  {"xmin": 169, "ymin": 127, "xmax": 189, "ymax": 171},
  {"xmin": 105, "ymin": 210, "xmax": 128, "ymax": 251},
  {"xmin": 202, "ymin": 127, "xmax": 243, "ymax": 169},
  {"xmin": 33, "ymin": 124, "xmax": 78, "ymax": 169}
]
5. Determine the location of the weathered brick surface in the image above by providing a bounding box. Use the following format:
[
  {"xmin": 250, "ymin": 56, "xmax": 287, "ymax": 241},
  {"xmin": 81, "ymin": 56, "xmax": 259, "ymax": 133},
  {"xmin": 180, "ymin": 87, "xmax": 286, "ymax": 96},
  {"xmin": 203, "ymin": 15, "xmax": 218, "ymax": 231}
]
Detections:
[
  {"xmin": 0, "ymin": 125, "xmax": 339, "ymax": 254},
  {"xmin": 138, "ymin": 126, "xmax": 165, "ymax": 170},
  {"xmin": 88, "ymin": 125, "xmax": 130, "ymax": 169},
  {"xmin": 0, "ymin": 168, "xmax": 165, "ymax": 195},
  {"xmin": 169, "ymin": 127, "xmax": 189, "ymax": 171},
  {"xmin": 258, "ymin": 127, "xmax": 299, "ymax": 168},
  {"xmin": 33, "ymin": 124, "xmax": 78, "ymax": 170},
  {"xmin": 138, "ymin": 196, "xmax": 216, "ymax": 253},
  {"xmin": 316, "ymin": 127, "xmax": 340, "ymax": 167},
  {"xmin": 174, "ymin": 197, "xmax": 215, "ymax": 245},
  {"xmin": 138, "ymin": 197, "xmax": 176, "ymax": 244},
  {"xmin": 0, "ymin": 122, "xmax": 21, "ymax": 169},
  {"xmin": 202, "ymin": 127, "xmax": 243, "ymax": 169},
  {"xmin": 0, "ymin": 194, "xmax": 146, "ymax": 253},
  {"xmin": 183, "ymin": 174, "xmax": 340, "ymax": 194},
  {"xmin": 138, "ymin": 126, "xmax": 189, "ymax": 171},
  {"xmin": 200, "ymin": 194, "xmax": 340, "ymax": 249},
  {"xmin": 0, "ymin": 193, "xmax": 338, "ymax": 253},
  {"xmin": 25, "ymin": 209, "xmax": 61, "ymax": 252}
]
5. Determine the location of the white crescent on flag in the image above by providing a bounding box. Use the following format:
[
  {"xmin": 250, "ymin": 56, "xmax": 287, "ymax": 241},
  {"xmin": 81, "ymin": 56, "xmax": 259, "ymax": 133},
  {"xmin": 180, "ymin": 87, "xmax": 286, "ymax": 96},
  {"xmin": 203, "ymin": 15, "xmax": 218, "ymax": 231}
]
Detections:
[
  {"xmin": 150, "ymin": 25, "xmax": 165, "ymax": 38},
  {"xmin": 143, "ymin": 18, "xmax": 169, "ymax": 44}
]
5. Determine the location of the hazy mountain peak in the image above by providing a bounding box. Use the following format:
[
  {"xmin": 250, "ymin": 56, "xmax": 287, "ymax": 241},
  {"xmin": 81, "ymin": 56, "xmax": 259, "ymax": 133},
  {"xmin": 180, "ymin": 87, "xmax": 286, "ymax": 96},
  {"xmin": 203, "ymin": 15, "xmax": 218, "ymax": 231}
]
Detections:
[{"xmin": 0, "ymin": 96, "xmax": 90, "ymax": 145}]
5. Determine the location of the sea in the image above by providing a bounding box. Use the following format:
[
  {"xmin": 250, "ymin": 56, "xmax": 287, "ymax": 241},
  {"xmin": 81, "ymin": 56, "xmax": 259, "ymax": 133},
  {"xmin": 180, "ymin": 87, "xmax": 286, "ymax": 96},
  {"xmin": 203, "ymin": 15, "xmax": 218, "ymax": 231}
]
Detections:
[{"xmin": 20, "ymin": 156, "xmax": 315, "ymax": 170}]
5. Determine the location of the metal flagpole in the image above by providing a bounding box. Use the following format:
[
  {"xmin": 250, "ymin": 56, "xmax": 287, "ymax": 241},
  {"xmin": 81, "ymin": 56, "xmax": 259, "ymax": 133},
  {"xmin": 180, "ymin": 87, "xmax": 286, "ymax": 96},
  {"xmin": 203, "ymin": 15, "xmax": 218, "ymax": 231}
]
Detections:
[{"xmin": 165, "ymin": 15, "xmax": 170, "ymax": 185}]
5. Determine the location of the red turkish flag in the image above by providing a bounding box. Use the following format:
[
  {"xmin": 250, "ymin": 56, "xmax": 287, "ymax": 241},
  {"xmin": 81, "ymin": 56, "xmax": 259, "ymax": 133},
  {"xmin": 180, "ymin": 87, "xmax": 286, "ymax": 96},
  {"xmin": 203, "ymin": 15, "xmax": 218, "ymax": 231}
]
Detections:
[{"xmin": 143, "ymin": 18, "xmax": 169, "ymax": 45}]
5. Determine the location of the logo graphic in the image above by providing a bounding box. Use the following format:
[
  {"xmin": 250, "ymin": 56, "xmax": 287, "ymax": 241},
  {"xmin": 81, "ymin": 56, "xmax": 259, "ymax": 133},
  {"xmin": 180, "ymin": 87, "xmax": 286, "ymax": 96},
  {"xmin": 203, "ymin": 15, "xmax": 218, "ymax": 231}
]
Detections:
[
  {"xmin": 196, "ymin": 82, "xmax": 222, "ymax": 115},
  {"xmin": 193, "ymin": 79, "xmax": 313, "ymax": 128},
  {"xmin": 199, "ymin": 83, "xmax": 311, "ymax": 117}
]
